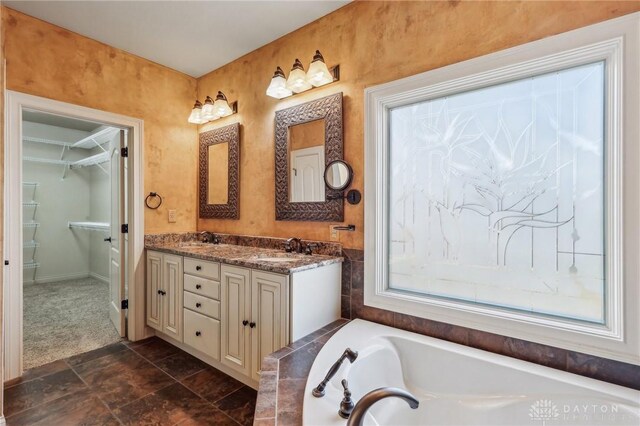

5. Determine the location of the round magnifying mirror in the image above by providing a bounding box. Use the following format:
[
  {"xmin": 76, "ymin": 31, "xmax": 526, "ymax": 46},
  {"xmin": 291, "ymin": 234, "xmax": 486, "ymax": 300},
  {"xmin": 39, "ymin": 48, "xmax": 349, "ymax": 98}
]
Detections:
[{"xmin": 324, "ymin": 160, "xmax": 353, "ymax": 191}]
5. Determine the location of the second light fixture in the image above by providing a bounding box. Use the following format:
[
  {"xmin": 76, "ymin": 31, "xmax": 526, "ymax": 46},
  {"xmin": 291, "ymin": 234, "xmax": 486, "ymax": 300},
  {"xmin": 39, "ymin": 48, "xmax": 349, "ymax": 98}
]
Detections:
[
  {"xmin": 266, "ymin": 50, "xmax": 338, "ymax": 99},
  {"xmin": 188, "ymin": 91, "xmax": 237, "ymax": 124}
]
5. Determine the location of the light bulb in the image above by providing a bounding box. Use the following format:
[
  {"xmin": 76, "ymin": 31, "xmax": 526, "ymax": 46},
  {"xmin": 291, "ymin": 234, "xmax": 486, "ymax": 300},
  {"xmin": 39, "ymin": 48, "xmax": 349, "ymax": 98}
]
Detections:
[
  {"xmin": 266, "ymin": 66, "xmax": 293, "ymax": 99},
  {"xmin": 306, "ymin": 50, "xmax": 333, "ymax": 87},
  {"xmin": 286, "ymin": 59, "xmax": 312, "ymax": 93}
]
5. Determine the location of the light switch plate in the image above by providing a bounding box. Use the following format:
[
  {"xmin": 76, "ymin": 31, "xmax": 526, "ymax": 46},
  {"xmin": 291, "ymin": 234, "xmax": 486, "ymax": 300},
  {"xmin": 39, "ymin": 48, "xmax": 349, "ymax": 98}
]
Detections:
[
  {"xmin": 168, "ymin": 209, "xmax": 177, "ymax": 223},
  {"xmin": 330, "ymin": 225, "xmax": 339, "ymax": 241}
]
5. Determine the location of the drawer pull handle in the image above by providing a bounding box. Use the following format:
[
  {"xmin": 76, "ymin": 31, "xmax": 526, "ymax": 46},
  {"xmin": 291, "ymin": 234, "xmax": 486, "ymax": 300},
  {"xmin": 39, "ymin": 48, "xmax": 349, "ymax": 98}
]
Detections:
[
  {"xmin": 249, "ymin": 322, "xmax": 256, "ymax": 329},
  {"xmin": 196, "ymin": 265, "xmax": 202, "ymax": 271},
  {"xmin": 157, "ymin": 290, "xmax": 162, "ymax": 295},
  {"xmin": 242, "ymin": 320, "xmax": 249, "ymax": 326},
  {"xmin": 195, "ymin": 331, "xmax": 201, "ymax": 337},
  {"xmin": 196, "ymin": 284, "xmax": 202, "ymax": 289},
  {"xmin": 158, "ymin": 290, "xmax": 166, "ymax": 296},
  {"xmin": 196, "ymin": 303, "xmax": 202, "ymax": 308}
]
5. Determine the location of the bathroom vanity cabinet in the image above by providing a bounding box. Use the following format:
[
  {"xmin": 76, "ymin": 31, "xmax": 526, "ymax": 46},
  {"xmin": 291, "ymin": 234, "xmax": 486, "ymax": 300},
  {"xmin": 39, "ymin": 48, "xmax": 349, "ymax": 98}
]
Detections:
[{"xmin": 145, "ymin": 249, "xmax": 341, "ymax": 387}]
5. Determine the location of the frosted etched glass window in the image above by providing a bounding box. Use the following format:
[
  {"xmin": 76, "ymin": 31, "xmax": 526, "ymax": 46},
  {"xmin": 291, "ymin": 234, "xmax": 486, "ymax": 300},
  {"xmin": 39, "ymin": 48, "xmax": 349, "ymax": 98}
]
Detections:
[{"xmin": 388, "ymin": 62, "xmax": 605, "ymax": 323}]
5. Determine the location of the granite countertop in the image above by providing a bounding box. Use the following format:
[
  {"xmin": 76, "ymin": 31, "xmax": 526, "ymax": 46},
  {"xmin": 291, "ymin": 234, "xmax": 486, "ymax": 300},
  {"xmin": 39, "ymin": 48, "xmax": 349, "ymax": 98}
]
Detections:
[
  {"xmin": 145, "ymin": 242, "xmax": 343, "ymax": 274},
  {"xmin": 253, "ymin": 319, "xmax": 349, "ymax": 426}
]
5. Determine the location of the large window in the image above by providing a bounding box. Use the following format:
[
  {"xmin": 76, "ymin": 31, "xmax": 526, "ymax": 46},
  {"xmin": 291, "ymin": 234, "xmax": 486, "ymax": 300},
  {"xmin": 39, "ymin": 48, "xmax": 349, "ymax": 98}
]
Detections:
[{"xmin": 365, "ymin": 14, "xmax": 640, "ymax": 364}]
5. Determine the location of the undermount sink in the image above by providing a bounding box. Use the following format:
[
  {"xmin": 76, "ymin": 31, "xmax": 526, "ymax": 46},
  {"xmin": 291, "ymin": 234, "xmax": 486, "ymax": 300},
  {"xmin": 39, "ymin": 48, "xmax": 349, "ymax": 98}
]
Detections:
[
  {"xmin": 256, "ymin": 257, "xmax": 298, "ymax": 263},
  {"xmin": 178, "ymin": 242, "xmax": 213, "ymax": 248}
]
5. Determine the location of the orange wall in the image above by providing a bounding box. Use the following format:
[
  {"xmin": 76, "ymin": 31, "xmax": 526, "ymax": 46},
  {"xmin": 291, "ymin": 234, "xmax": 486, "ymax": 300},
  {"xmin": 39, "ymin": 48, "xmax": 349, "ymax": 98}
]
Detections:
[
  {"xmin": 2, "ymin": 7, "xmax": 199, "ymax": 233},
  {"xmin": 197, "ymin": 0, "xmax": 640, "ymax": 249}
]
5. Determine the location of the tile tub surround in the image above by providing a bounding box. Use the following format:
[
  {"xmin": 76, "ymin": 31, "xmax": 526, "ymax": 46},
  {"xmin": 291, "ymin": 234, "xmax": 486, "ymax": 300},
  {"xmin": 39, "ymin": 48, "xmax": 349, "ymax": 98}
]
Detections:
[
  {"xmin": 145, "ymin": 233, "xmax": 342, "ymax": 274},
  {"xmin": 341, "ymin": 249, "xmax": 640, "ymax": 391},
  {"xmin": 253, "ymin": 319, "xmax": 349, "ymax": 426}
]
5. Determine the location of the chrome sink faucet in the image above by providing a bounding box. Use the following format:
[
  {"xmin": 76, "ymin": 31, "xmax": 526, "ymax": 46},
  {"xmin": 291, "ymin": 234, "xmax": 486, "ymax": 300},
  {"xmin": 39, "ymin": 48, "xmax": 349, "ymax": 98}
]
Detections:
[
  {"xmin": 200, "ymin": 231, "xmax": 220, "ymax": 244},
  {"xmin": 346, "ymin": 387, "xmax": 419, "ymax": 426}
]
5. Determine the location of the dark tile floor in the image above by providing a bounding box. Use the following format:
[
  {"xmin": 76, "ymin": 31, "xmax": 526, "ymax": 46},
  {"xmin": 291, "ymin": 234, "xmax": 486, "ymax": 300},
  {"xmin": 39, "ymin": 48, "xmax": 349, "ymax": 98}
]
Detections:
[{"xmin": 4, "ymin": 337, "xmax": 257, "ymax": 425}]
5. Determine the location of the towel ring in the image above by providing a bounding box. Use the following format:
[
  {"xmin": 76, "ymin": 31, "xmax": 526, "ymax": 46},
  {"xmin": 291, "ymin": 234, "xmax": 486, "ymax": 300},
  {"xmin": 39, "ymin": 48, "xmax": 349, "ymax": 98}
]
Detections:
[{"xmin": 145, "ymin": 192, "xmax": 163, "ymax": 209}]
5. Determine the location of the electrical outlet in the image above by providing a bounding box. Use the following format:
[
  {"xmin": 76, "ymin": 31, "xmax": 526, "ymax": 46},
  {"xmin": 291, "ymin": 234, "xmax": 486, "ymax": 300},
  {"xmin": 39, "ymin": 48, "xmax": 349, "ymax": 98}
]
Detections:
[
  {"xmin": 168, "ymin": 209, "xmax": 177, "ymax": 223},
  {"xmin": 330, "ymin": 225, "xmax": 339, "ymax": 241}
]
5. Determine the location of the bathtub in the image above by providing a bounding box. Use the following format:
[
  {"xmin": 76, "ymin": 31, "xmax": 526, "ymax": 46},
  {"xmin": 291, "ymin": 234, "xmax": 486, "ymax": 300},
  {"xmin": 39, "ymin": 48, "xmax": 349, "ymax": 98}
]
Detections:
[{"xmin": 303, "ymin": 319, "xmax": 640, "ymax": 425}]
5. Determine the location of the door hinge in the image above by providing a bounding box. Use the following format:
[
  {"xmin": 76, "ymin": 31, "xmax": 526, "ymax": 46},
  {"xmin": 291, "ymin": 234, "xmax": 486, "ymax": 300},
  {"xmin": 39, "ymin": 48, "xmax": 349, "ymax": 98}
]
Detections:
[
  {"xmin": 4, "ymin": 260, "xmax": 8, "ymax": 266},
  {"xmin": 121, "ymin": 224, "xmax": 128, "ymax": 233},
  {"xmin": 121, "ymin": 299, "xmax": 129, "ymax": 309},
  {"xmin": 121, "ymin": 147, "xmax": 128, "ymax": 157}
]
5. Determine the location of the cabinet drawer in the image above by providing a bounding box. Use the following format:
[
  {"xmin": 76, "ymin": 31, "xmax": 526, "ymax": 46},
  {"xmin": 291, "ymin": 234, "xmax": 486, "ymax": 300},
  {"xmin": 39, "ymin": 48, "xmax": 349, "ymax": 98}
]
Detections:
[
  {"xmin": 184, "ymin": 309, "xmax": 220, "ymax": 361},
  {"xmin": 184, "ymin": 257, "xmax": 220, "ymax": 280},
  {"xmin": 184, "ymin": 274, "xmax": 220, "ymax": 299},
  {"xmin": 184, "ymin": 291, "xmax": 220, "ymax": 319}
]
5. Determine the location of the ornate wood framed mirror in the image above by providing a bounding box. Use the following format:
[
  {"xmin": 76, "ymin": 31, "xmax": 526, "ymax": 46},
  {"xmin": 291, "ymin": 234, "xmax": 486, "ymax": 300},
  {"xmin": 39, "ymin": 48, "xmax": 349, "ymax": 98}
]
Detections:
[
  {"xmin": 275, "ymin": 92, "xmax": 344, "ymax": 221},
  {"xmin": 199, "ymin": 122, "xmax": 240, "ymax": 219}
]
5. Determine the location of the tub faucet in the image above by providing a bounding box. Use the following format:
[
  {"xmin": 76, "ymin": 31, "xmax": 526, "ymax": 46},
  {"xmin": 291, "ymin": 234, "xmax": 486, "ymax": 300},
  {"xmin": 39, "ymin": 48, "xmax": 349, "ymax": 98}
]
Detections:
[
  {"xmin": 346, "ymin": 387, "xmax": 419, "ymax": 426},
  {"xmin": 312, "ymin": 348, "xmax": 358, "ymax": 397}
]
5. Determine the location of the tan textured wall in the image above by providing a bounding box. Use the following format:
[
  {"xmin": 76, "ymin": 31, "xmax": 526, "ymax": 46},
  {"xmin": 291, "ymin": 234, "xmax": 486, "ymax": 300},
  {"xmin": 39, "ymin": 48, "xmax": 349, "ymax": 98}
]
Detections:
[
  {"xmin": 2, "ymin": 7, "xmax": 199, "ymax": 233},
  {"xmin": 197, "ymin": 0, "xmax": 639, "ymax": 249}
]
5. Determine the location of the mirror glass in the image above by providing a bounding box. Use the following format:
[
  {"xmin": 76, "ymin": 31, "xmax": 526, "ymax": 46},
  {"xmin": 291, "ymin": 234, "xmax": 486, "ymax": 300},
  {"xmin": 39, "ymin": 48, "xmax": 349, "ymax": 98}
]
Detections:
[
  {"xmin": 207, "ymin": 142, "xmax": 229, "ymax": 204},
  {"xmin": 325, "ymin": 160, "xmax": 352, "ymax": 190},
  {"xmin": 288, "ymin": 119, "xmax": 326, "ymax": 202}
]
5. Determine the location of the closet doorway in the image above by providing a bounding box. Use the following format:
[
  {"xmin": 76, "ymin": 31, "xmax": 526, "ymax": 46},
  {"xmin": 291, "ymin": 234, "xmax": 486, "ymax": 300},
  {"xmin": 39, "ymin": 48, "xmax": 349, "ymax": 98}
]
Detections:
[{"xmin": 4, "ymin": 92, "xmax": 145, "ymax": 381}]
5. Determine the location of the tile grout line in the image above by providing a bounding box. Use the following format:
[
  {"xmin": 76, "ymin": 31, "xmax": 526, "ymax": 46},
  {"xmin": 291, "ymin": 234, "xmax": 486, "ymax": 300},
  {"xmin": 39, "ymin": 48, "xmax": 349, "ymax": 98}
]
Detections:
[
  {"xmin": 4, "ymin": 362, "xmax": 92, "ymax": 419},
  {"xmin": 65, "ymin": 358, "xmax": 126, "ymax": 426}
]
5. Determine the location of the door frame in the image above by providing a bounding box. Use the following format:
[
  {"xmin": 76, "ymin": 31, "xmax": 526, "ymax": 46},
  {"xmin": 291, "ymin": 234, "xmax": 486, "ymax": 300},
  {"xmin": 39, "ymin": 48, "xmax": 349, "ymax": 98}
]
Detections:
[{"xmin": 3, "ymin": 91, "xmax": 146, "ymax": 381}]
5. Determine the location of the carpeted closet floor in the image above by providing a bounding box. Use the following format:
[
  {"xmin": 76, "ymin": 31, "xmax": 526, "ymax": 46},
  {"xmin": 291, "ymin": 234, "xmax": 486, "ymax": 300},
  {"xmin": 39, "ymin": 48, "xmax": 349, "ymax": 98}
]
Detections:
[{"xmin": 23, "ymin": 277, "xmax": 122, "ymax": 369}]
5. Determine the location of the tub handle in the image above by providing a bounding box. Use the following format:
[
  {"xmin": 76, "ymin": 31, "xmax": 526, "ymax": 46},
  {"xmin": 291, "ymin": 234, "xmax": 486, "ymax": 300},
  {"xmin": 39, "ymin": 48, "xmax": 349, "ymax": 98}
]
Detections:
[{"xmin": 312, "ymin": 347, "xmax": 358, "ymax": 398}]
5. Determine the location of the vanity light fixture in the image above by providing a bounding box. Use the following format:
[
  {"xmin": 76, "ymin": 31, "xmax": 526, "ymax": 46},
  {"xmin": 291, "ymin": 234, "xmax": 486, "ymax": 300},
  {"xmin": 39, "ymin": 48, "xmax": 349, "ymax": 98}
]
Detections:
[
  {"xmin": 266, "ymin": 66, "xmax": 293, "ymax": 99},
  {"xmin": 201, "ymin": 95, "xmax": 218, "ymax": 121},
  {"xmin": 286, "ymin": 58, "xmax": 313, "ymax": 93},
  {"xmin": 187, "ymin": 92, "xmax": 238, "ymax": 124},
  {"xmin": 266, "ymin": 50, "xmax": 339, "ymax": 99},
  {"xmin": 188, "ymin": 100, "xmax": 206, "ymax": 124},
  {"xmin": 306, "ymin": 50, "xmax": 334, "ymax": 87}
]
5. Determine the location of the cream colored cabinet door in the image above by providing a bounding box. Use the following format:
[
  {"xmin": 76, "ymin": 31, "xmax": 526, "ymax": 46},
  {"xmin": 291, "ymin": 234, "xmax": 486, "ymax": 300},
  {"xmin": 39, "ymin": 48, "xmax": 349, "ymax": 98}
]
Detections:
[
  {"xmin": 146, "ymin": 251, "xmax": 163, "ymax": 331},
  {"xmin": 251, "ymin": 271, "xmax": 289, "ymax": 381},
  {"xmin": 162, "ymin": 254, "xmax": 184, "ymax": 342},
  {"xmin": 220, "ymin": 265, "xmax": 251, "ymax": 376}
]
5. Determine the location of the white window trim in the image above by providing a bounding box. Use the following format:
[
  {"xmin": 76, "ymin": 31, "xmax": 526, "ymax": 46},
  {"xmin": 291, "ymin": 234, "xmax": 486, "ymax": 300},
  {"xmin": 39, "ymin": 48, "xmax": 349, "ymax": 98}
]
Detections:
[{"xmin": 364, "ymin": 13, "xmax": 640, "ymax": 365}]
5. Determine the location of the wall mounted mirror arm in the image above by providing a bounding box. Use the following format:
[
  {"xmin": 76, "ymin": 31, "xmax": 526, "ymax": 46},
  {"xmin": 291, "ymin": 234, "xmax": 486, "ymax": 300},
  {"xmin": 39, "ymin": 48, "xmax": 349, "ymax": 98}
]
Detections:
[{"xmin": 324, "ymin": 160, "xmax": 361, "ymax": 205}]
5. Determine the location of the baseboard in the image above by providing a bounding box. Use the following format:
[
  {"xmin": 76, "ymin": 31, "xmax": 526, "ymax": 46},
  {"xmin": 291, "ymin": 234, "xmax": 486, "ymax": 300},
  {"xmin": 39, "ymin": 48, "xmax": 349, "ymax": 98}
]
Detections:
[
  {"xmin": 0, "ymin": 415, "xmax": 6, "ymax": 425},
  {"xmin": 23, "ymin": 271, "xmax": 90, "ymax": 284},
  {"xmin": 89, "ymin": 272, "xmax": 109, "ymax": 284}
]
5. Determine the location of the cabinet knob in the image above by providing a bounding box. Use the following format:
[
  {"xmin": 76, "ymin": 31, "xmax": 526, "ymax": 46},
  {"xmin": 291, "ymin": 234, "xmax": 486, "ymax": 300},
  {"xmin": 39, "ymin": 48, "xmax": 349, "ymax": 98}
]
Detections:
[
  {"xmin": 196, "ymin": 303, "xmax": 202, "ymax": 308},
  {"xmin": 249, "ymin": 322, "xmax": 256, "ymax": 329},
  {"xmin": 196, "ymin": 265, "xmax": 202, "ymax": 271},
  {"xmin": 242, "ymin": 320, "xmax": 249, "ymax": 326},
  {"xmin": 195, "ymin": 331, "xmax": 201, "ymax": 336},
  {"xmin": 196, "ymin": 284, "xmax": 202, "ymax": 289}
]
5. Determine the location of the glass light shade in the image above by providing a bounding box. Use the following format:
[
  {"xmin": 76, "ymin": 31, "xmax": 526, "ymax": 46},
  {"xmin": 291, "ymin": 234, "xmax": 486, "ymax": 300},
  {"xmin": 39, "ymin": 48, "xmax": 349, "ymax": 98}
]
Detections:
[
  {"xmin": 306, "ymin": 50, "xmax": 333, "ymax": 87},
  {"xmin": 187, "ymin": 100, "xmax": 205, "ymax": 124},
  {"xmin": 213, "ymin": 91, "xmax": 233, "ymax": 117},
  {"xmin": 201, "ymin": 96, "xmax": 219, "ymax": 121},
  {"xmin": 286, "ymin": 59, "xmax": 312, "ymax": 93},
  {"xmin": 266, "ymin": 67, "xmax": 292, "ymax": 99}
]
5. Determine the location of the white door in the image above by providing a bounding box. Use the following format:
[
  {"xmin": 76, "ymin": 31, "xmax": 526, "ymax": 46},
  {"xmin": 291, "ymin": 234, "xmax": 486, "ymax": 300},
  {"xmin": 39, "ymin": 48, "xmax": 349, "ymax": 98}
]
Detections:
[
  {"xmin": 290, "ymin": 146, "xmax": 325, "ymax": 202},
  {"xmin": 109, "ymin": 130, "xmax": 126, "ymax": 336}
]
